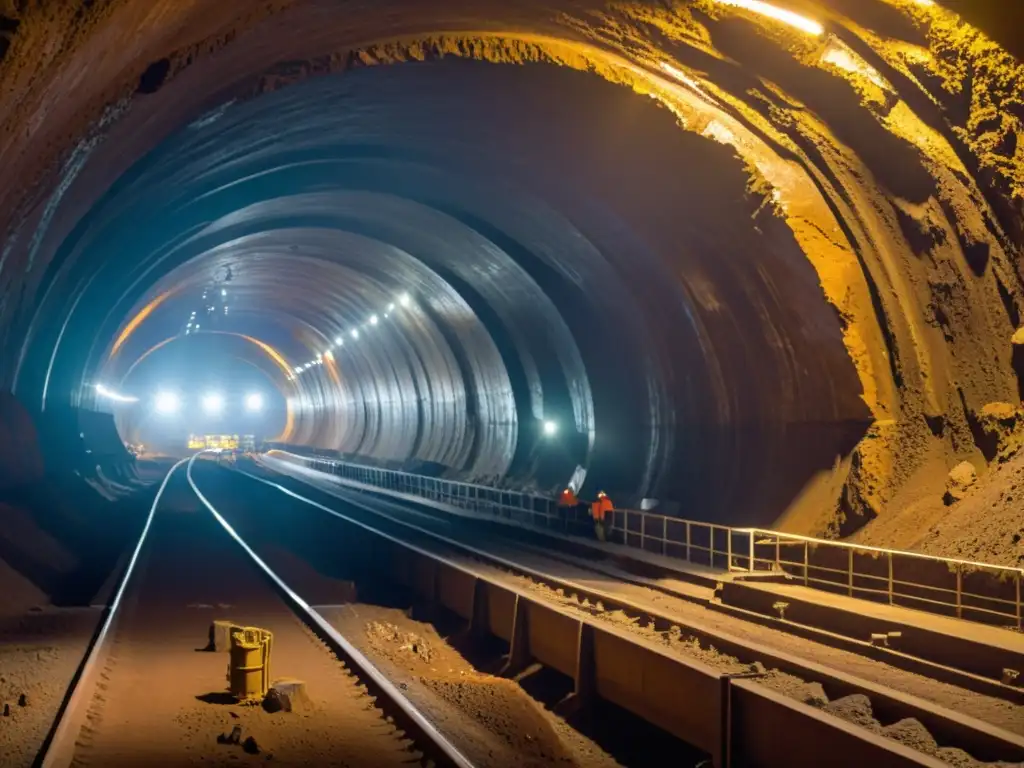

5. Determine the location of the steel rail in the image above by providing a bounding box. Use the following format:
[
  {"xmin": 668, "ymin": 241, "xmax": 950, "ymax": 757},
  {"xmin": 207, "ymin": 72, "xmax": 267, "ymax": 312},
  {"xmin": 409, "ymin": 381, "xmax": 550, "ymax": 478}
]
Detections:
[
  {"xmin": 185, "ymin": 453, "xmax": 477, "ymax": 768},
  {"xmin": 36, "ymin": 456, "xmax": 191, "ymax": 768},
  {"xmin": 239, "ymin": 464, "xmax": 1024, "ymax": 765}
]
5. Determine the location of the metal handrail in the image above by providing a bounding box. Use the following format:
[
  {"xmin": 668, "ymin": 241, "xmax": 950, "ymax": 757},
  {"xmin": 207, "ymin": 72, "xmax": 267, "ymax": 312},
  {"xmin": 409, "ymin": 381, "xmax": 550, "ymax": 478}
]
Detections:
[{"xmin": 268, "ymin": 449, "xmax": 1023, "ymax": 630}]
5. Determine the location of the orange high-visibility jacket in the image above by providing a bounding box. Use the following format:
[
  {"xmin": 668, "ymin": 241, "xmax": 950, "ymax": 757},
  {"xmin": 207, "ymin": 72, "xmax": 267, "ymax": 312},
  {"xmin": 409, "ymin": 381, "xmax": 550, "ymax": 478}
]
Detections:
[
  {"xmin": 591, "ymin": 496, "xmax": 614, "ymax": 521},
  {"xmin": 558, "ymin": 489, "xmax": 579, "ymax": 507}
]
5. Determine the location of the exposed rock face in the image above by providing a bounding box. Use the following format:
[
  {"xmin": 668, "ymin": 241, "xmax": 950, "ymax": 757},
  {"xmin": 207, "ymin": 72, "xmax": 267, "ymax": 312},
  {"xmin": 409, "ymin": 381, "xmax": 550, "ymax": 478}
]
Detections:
[
  {"xmin": 978, "ymin": 403, "xmax": 1024, "ymax": 462},
  {"xmin": 0, "ymin": 1, "xmax": 1022, "ymax": 546},
  {"xmin": 944, "ymin": 461, "xmax": 978, "ymax": 505}
]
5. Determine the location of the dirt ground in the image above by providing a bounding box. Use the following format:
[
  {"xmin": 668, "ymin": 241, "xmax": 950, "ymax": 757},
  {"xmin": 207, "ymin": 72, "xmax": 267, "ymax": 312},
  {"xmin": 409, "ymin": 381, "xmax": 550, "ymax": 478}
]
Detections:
[
  {"xmin": 856, "ymin": 437, "xmax": 1024, "ymax": 568},
  {"xmin": 322, "ymin": 603, "xmax": 621, "ymax": 768},
  {"xmin": 0, "ymin": 607, "xmax": 100, "ymax": 768}
]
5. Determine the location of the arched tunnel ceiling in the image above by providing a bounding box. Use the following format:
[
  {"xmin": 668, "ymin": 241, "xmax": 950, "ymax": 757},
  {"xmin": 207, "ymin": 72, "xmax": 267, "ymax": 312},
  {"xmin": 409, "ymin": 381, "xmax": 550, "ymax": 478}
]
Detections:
[{"xmin": 0, "ymin": 0, "xmax": 1022, "ymax": 540}]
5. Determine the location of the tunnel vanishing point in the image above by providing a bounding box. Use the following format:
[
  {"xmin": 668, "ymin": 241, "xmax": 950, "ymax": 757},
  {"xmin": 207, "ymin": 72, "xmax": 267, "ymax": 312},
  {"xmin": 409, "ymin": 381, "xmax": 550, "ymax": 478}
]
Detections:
[{"xmin": 0, "ymin": 0, "xmax": 1022, "ymax": 546}]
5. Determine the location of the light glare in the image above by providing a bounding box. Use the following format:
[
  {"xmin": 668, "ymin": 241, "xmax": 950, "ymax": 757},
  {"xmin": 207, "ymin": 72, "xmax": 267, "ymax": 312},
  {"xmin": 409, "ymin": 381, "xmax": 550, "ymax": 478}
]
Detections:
[
  {"xmin": 399, "ymin": 293, "xmax": 411, "ymax": 307},
  {"xmin": 351, "ymin": 329, "xmax": 359, "ymax": 339},
  {"xmin": 713, "ymin": 0, "xmax": 824, "ymax": 36},
  {"xmin": 95, "ymin": 384, "xmax": 138, "ymax": 403},
  {"xmin": 202, "ymin": 392, "xmax": 224, "ymax": 415},
  {"xmin": 245, "ymin": 393, "xmax": 263, "ymax": 412},
  {"xmin": 154, "ymin": 391, "xmax": 181, "ymax": 415},
  {"xmin": 370, "ymin": 315, "xmax": 379, "ymax": 325},
  {"xmin": 542, "ymin": 420, "xmax": 558, "ymax": 437}
]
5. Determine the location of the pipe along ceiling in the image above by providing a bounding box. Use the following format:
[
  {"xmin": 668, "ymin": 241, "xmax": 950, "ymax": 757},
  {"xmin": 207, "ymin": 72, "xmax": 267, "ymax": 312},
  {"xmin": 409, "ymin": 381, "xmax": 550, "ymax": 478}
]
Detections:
[{"xmin": 0, "ymin": 0, "xmax": 1022, "ymax": 535}]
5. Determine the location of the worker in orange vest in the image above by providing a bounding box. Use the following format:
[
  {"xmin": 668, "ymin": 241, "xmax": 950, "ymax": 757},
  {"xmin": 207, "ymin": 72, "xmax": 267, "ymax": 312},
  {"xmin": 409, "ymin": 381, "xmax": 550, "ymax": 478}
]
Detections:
[
  {"xmin": 590, "ymin": 491, "xmax": 614, "ymax": 541},
  {"xmin": 557, "ymin": 487, "xmax": 579, "ymax": 531}
]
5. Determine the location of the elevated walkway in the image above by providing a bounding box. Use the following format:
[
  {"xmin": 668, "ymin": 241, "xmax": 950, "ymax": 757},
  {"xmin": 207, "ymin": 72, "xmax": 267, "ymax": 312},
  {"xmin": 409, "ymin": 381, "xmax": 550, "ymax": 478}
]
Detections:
[{"xmin": 260, "ymin": 450, "xmax": 1024, "ymax": 699}]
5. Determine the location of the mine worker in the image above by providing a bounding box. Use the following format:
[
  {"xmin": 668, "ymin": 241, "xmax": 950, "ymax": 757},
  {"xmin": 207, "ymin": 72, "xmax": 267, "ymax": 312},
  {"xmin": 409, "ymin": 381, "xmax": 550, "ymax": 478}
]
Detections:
[
  {"xmin": 557, "ymin": 486, "xmax": 579, "ymax": 530},
  {"xmin": 590, "ymin": 491, "xmax": 614, "ymax": 542}
]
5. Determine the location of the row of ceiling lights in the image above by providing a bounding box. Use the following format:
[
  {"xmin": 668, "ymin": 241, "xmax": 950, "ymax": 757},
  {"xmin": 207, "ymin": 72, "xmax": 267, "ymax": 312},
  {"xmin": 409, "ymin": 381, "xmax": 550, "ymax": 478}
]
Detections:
[
  {"xmin": 289, "ymin": 292, "xmax": 413, "ymax": 380},
  {"xmin": 184, "ymin": 287, "xmax": 228, "ymax": 336}
]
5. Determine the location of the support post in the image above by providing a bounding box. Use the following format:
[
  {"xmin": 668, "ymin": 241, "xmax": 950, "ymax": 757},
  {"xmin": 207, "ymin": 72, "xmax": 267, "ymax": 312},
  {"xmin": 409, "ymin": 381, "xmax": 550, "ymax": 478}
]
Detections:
[
  {"xmin": 956, "ymin": 570, "xmax": 963, "ymax": 619},
  {"xmin": 848, "ymin": 548, "xmax": 854, "ymax": 597},
  {"xmin": 685, "ymin": 522, "xmax": 692, "ymax": 562},
  {"xmin": 574, "ymin": 622, "xmax": 596, "ymax": 703},
  {"xmin": 888, "ymin": 553, "xmax": 894, "ymax": 605},
  {"xmin": 1017, "ymin": 572, "xmax": 1022, "ymax": 631},
  {"xmin": 503, "ymin": 595, "xmax": 531, "ymax": 677},
  {"xmin": 804, "ymin": 542, "xmax": 810, "ymax": 587},
  {"xmin": 748, "ymin": 532, "xmax": 755, "ymax": 573},
  {"xmin": 469, "ymin": 579, "xmax": 490, "ymax": 639}
]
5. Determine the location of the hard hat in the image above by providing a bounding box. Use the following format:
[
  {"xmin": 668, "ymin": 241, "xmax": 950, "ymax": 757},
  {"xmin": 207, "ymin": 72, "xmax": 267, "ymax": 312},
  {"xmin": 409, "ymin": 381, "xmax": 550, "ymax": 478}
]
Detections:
[{"xmin": 598, "ymin": 490, "xmax": 607, "ymax": 497}]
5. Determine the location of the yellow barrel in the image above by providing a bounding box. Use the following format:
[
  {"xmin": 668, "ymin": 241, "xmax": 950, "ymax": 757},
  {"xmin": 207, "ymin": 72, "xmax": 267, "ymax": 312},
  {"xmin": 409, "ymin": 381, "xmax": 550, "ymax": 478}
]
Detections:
[{"xmin": 228, "ymin": 626, "xmax": 273, "ymax": 702}]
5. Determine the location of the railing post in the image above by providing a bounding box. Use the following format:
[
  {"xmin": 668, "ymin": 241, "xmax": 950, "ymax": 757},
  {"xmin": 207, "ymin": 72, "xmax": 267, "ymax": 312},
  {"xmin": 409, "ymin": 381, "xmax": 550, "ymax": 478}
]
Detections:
[
  {"xmin": 956, "ymin": 569, "xmax": 963, "ymax": 619},
  {"xmin": 726, "ymin": 528, "xmax": 733, "ymax": 571},
  {"xmin": 640, "ymin": 513, "xmax": 646, "ymax": 552},
  {"xmin": 803, "ymin": 542, "xmax": 810, "ymax": 587},
  {"xmin": 685, "ymin": 521, "xmax": 691, "ymax": 562},
  {"xmin": 748, "ymin": 531, "xmax": 755, "ymax": 573},
  {"xmin": 888, "ymin": 553, "xmax": 894, "ymax": 605},
  {"xmin": 774, "ymin": 536, "xmax": 781, "ymax": 573},
  {"xmin": 709, "ymin": 526, "xmax": 715, "ymax": 569},
  {"xmin": 847, "ymin": 548, "xmax": 854, "ymax": 597},
  {"xmin": 1017, "ymin": 572, "xmax": 1022, "ymax": 631}
]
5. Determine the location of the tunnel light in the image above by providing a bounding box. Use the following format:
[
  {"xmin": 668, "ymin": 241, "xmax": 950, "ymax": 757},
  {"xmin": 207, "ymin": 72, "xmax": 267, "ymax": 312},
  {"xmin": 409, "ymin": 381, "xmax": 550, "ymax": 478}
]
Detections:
[
  {"xmin": 351, "ymin": 329, "xmax": 359, "ymax": 340},
  {"xmin": 294, "ymin": 366, "xmax": 302, "ymax": 374},
  {"xmin": 542, "ymin": 420, "xmax": 558, "ymax": 437},
  {"xmin": 370, "ymin": 314, "xmax": 379, "ymax": 326},
  {"xmin": 221, "ymin": 288, "xmax": 227, "ymax": 297},
  {"xmin": 95, "ymin": 384, "xmax": 138, "ymax": 403},
  {"xmin": 202, "ymin": 392, "xmax": 224, "ymax": 415},
  {"xmin": 712, "ymin": 0, "xmax": 824, "ymax": 36},
  {"xmin": 245, "ymin": 393, "xmax": 263, "ymax": 412},
  {"xmin": 195, "ymin": 324, "xmax": 201, "ymax": 330},
  {"xmin": 154, "ymin": 391, "xmax": 181, "ymax": 415},
  {"xmin": 316, "ymin": 353, "xmax": 323, "ymax": 362},
  {"xmin": 388, "ymin": 303, "xmax": 396, "ymax": 312},
  {"xmin": 334, "ymin": 336, "xmax": 344, "ymax": 346},
  {"xmin": 304, "ymin": 363, "xmax": 312, "ymax": 370},
  {"xmin": 399, "ymin": 293, "xmax": 411, "ymax": 308}
]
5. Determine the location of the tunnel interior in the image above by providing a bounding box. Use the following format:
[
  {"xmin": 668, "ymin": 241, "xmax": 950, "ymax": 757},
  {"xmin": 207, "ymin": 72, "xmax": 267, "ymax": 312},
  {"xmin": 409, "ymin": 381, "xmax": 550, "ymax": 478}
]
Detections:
[{"xmin": 1, "ymin": 0, "xmax": 1023, "ymax": 548}]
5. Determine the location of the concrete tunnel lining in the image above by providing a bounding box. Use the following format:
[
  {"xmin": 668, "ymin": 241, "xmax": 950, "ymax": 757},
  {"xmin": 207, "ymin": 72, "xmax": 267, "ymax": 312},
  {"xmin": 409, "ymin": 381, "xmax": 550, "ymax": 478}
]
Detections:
[{"xmin": 0, "ymin": 0, "xmax": 1020, "ymax": 550}]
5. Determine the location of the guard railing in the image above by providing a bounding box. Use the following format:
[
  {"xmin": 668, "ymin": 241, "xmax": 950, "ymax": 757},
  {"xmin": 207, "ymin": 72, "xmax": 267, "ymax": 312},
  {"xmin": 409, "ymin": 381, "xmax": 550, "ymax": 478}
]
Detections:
[{"xmin": 267, "ymin": 449, "xmax": 1023, "ymax": 630}]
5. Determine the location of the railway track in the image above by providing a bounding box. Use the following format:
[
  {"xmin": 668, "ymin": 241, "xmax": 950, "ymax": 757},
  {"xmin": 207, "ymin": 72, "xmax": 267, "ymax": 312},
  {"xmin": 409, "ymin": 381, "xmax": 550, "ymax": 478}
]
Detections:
[
  {"xmin": 238, "ymin": 456, "xmax": 1024, "ymax": 768},
  {"xmin": 34, "ymin": 455, "xmax": 475, "ymax": 768}
]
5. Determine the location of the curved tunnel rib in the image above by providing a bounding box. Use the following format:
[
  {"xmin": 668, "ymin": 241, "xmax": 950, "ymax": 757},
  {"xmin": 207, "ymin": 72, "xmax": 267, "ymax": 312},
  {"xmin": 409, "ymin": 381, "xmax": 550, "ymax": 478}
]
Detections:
[{"xmin": 0, "ymin": 0, "xmax": 1021, "ymax": 551}]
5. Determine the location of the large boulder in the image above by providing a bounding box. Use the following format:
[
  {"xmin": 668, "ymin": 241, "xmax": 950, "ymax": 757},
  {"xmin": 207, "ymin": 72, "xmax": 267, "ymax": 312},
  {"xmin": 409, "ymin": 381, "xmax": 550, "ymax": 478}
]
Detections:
[{"xmin": 944, "ymin": 461, "xmax": 978, "ymax": 506}]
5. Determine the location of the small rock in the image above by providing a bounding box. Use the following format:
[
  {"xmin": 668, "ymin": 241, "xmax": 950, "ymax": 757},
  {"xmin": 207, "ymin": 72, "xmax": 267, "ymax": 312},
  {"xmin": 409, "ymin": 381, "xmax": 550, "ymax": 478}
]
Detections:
[
  {"xmin": 264, "ymin": 679, "xmax": 309, "ymax": 714},
  {"xmin": 399, "ymin": 682, "xmax": 408, "ymax": 690},
  {"xmin": 944, "ymin": 461, "xmax": 978, "ymax": 505},
  {"xmin": 747, "ymin": 661, "xmax": 766, "ymax": 675},
  {"xmin": 217, "ymin": 725, "xmax": 243, "ymax": 745},
  {"xmin": 17, "ymin": 694, "xmax": 27, "ymax": 708},
  {"xmin": 242, "ymin": 736, "xmax": 260, "ymax": 754},
  {"xmin": 3, "ymin": 703, "xmax": 10, "ymax": 717},
  {"xmin": 801, "ymin": 682, "xmax": 829, "ymax": 708}
]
